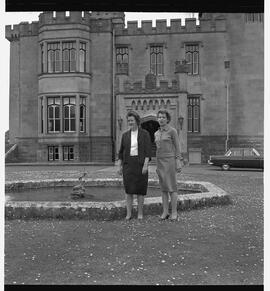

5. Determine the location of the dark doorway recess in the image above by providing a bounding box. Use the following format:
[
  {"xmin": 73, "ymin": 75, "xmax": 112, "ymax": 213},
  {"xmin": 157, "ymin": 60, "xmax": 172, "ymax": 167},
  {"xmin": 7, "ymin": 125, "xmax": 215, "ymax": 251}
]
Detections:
[{"xmin": 141, "ymin": 120, "xmax": 159, "ymax": 157}]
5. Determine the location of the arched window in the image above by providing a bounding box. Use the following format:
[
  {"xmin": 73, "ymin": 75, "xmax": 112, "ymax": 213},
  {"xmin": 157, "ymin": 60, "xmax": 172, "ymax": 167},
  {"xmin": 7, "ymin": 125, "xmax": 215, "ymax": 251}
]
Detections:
[
  {"xmin": 150, "ymin": 46, "xmax": 164, "ymax": 76},
  {"xmin": 187, "ymin": 96, "xmax": 200, "ymax": 132},
  {"xmin": 41, "ymin": 97, "xmax": 44, "ymax": 133},
  {"xmin": 185, "ymin": 44, "xmax": 199, "ymax": 75},
  {"xmin": 62, "ymin": 42, "xmax": 76, "ymax": 72},
  {"xmin": 63, "ymin": 97, "xmax": 76, "ymax": 132},
  {"xmin": 47, "ymin": 43, "xmax": 60, "ymax": 73},
  {"xmin": 79, "ymin": 42, "xmax": 86, "ymax": 72},
  {"xmin": 40, "ymin": 43, "xmax": 45, "ymax": 73},
  {"xmin": 80, "ymin": 96, "xmax": 86, "ymax": 132},
  {"xmin": 47, "ymin": 97, "xmax": 61, "ymax": 132},
  {"xmin": 116, "ymin": 47, "xmax": 129, "ymax": 74}
]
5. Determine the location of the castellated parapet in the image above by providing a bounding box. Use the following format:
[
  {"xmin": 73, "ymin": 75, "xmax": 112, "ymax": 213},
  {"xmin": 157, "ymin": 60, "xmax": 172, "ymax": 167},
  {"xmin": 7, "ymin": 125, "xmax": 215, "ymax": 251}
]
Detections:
[
  {"xmin": 38, "ymin": 11, "xmax": 92, "ymax": 26},
  {"xmin": 5, "ymin": 12, "xmax": 226, "ymax": 41},
  {"xmin": 6, "ymin": 11, "xmax": 126, "ymax": 41},
  {"xmin": 5, "ymin": 21, "xmax": 39, "ymax": 41},
  {"xmin": 115, "ymin": 17, "xmax": 226, "ymax": 35}
]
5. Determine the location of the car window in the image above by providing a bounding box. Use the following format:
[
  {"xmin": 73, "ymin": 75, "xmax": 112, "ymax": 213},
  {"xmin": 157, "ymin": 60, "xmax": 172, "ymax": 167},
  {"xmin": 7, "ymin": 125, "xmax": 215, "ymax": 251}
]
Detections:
[
  {"xmin": 231, "ymin": 149, "xmax": 242, "ymax": 156},
  {"xmin": 243, "ymin": 149, "xmax": 253, "ymax": 156}
]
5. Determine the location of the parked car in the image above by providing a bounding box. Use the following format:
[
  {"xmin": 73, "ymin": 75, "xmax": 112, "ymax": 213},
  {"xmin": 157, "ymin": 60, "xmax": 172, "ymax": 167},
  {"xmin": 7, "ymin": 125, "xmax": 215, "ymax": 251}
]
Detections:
[{"xmin": 208, "ymin": 147, "xmax": 263, "ymax": 170}]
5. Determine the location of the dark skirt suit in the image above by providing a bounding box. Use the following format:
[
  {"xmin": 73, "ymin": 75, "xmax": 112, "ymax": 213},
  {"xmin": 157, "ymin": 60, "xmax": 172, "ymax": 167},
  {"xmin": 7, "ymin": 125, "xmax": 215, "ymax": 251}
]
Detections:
[{"xmin": 118, "ymin": 128, "xmax": 152, "ymax": 195}]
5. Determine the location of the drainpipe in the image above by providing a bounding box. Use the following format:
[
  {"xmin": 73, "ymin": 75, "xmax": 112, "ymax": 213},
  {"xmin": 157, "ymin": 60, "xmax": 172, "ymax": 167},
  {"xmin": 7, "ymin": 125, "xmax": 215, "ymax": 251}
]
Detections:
[
  {"xmin": 111, "ymin": 26, "xmax": 115, "ymax": 162},
  {"xmin": 224, "ymin": 60, "xmax": 230, "ymax": 152},
  {"xmin": 225, "ymin": 82, "xmax": 229, "ymax": 152}
]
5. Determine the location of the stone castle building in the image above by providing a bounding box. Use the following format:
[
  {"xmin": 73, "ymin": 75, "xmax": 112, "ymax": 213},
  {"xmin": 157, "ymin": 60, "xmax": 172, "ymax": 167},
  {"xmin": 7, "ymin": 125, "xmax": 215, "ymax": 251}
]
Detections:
[{"xmin": 5, "ymin": 12, "xmax": 264, "ymax": 163}]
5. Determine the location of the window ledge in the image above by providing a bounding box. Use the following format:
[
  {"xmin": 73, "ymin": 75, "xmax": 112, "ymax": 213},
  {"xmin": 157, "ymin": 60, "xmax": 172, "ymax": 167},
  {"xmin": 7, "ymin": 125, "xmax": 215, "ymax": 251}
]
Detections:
[{"xmin": 38, "ymin": 72, "xmax": 92, "ymax": 78}]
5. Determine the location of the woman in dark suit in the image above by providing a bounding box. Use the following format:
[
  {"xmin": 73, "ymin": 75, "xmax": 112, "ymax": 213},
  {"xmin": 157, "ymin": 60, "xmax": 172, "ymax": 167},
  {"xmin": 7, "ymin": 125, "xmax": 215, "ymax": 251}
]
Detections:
[{"xmin": 118, "ymin": 111, "xmax": 152, "ymax": 220}]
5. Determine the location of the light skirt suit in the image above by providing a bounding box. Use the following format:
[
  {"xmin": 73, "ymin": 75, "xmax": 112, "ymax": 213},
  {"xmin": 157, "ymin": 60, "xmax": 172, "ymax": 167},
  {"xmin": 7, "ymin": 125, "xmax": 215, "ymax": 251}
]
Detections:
[{"xmin": 155, "ymin": 125, "xmax": 181, "ymax": 192}]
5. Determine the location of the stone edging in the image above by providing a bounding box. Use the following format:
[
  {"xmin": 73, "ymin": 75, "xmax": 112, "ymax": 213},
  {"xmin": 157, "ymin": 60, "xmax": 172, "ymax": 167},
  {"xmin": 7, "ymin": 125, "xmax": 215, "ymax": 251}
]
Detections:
[{"xmin": 5, "ymin": 178, "xmax": 232, "ymax": 220}]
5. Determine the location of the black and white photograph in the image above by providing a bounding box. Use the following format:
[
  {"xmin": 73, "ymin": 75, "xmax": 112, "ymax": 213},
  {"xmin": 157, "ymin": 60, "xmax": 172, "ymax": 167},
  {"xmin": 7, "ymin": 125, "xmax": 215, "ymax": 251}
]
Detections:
[{"xmin": 1, "ymin": 0, "xmax": 266, "ymax": 287}]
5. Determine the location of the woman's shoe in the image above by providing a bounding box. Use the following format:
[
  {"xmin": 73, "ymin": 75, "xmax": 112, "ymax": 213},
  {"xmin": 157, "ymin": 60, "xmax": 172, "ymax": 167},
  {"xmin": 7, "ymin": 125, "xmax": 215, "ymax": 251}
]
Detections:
[
  {"xmin": 125, "ymin": 216, "xmax": 132, "ymax": 220},
  {"xmin": 159, "ymin": 214, "xmax": 170, "ymax": 221},
  {"xmin": 169, "ymin": 215, "xmax": 179, "ymax": 221}
]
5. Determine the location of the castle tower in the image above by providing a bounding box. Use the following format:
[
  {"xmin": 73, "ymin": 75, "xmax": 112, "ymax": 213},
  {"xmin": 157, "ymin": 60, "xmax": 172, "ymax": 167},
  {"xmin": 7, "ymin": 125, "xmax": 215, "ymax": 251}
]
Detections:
[
  {"xmin": 6, "ymin": 11, "xmax": 125, "ymax": 163},
  {"xmin": 225, "ymin": 13, "xmax": 264, "ymax": 151}
]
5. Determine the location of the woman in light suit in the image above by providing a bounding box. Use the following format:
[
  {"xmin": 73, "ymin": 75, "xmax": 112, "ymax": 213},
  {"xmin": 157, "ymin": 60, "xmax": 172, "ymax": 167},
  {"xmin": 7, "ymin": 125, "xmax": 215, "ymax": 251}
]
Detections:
[
  {"xmin": 155, "ymin": 109, "xmax": 183, "ymax": 221},
  {"xmin": 118, "ymin": 111, "xmax": 152, "ymax": 220}
]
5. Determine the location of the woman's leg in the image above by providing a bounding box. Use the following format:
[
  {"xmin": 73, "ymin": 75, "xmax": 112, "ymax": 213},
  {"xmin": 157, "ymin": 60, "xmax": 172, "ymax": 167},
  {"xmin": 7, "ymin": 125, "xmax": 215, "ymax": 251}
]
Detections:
[
  {"xmin": 161, "ymin": 191, "xmax": 170, "ymax": 219},
  {"xmin": 137, "ymin": 195, "xmax": 144, "ymax": 219},
  {"xmin": 126, "ymin": 194, "xmax": 133, "ymax": 219},
  {"xmin": 169, "ymin": 192, "xmax": 178, "ymax": 219}
]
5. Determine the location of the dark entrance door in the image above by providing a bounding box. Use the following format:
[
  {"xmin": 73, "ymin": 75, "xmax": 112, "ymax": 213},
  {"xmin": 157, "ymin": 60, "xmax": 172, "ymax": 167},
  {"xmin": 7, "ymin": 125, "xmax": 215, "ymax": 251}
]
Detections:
[{"xmin": 141, "ymin": 120, "xmax": 159, "ymax": 157}]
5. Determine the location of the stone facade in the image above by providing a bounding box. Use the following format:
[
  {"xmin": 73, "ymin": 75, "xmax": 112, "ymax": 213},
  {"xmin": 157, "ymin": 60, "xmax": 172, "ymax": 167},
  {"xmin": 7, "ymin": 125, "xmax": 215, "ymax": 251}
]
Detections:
[{"xmin": 5, "ymin": 12, "xmax": 264, "ymax": 163}]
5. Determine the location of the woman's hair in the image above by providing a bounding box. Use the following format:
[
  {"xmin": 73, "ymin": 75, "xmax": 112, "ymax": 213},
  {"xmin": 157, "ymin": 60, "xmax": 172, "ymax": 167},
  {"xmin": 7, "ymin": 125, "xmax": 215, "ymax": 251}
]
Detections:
[
  {"xmin": 126, "ymin": 110, "xmax": 141, "ymax": 126},
  {"xmin": 157, "ymin": 109, "xmax": 171, "ymax": 123}
]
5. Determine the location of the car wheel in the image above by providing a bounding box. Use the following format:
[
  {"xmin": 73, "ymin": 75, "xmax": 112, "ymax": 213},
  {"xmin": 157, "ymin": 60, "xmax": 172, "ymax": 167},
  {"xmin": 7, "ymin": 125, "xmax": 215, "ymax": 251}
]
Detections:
[{"xmin": 221, "ymin": 164, "xmax": 230, "ymax": 171}]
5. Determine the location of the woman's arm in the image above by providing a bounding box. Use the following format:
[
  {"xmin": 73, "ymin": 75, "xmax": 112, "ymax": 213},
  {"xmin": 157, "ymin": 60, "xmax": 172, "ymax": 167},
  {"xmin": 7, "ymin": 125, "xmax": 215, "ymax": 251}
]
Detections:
[
  {"xmin": 171, "ymin": 128, "xmax": 181, "ymax": 159},
  {"xmin": 171, "ymin": 128, "xmax": 183, "ymax": 172},
  {"xmin": 142, "ymin": 157, "xmax": 149, "ymax": 174},
  {"xmin": 118, "ymin": 134, "xmax": 124, "ymax": 175}
]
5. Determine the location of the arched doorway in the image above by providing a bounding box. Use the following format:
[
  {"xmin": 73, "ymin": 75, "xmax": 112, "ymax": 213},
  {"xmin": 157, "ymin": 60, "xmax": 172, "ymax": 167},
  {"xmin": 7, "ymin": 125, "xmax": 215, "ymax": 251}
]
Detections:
[{"xmin": 141, "ymin": 119, "xmax": 159, "ymax": 157}]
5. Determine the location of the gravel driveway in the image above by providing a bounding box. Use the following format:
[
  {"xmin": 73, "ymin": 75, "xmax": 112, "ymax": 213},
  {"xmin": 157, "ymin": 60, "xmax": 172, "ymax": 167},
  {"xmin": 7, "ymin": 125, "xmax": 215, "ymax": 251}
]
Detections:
[{"xmin": 5, "ymin": 165, "xmax": 263, "ymax": 285}]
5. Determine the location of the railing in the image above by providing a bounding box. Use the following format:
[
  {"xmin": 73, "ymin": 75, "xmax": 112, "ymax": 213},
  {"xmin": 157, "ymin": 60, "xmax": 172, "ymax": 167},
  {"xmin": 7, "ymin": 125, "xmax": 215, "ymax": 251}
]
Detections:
[{"xmin": 5, "ymin": 144, "xmax": 18, "ymax": 163}]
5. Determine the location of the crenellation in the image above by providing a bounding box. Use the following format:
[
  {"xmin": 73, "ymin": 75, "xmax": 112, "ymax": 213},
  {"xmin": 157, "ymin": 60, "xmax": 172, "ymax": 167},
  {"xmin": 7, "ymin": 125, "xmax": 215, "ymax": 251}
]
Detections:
[
  {"xmin": 199, "ymin": 19, "xmax": 211, "ymax": 31},
  {"xmin": 39, "ymin": 11, "xmax": 54, "ymax": 25},
  {"xmin": 185, "ymin": 18, "xmax": 197, "ymax": 32},
  {"xmin": 5, "ymin": 21, "xmax": 39, "ymax": 41},
  {"xmin": 156, "ymin": 19, "xmax": 167, "ymax": 33},
  {"xmin": 127, "ymin": 21, "xmax": 138, "ymax": 34},
  {"xmin": 19, "ymin": 22, "xmax": 30, "ymax": 35},
  {"xmin": 6, "ymin": 13, "xmax": 227, "ymax": 42},
  {"xmin": 55, "ymin": 11, "xmax": 66, "ymax": 22},
  {"xmin": 118, "ymin": 16, "xmax": 226, "ymax": 35},
  {"xmin": 82, "ymin": 11, "xmax": 91, "ymax": 21},
  {"xmin": 31, "ymin": 22, "xmax": 39, "ymax": 34},
  {"xmin": 69, "ymin": 11, "xmax": 84, "ymax": 22},
  {"xmin": 114, "ymin": 22, "xmax": 125, "ymax": 33},
  {"xmin": 38, "ymin": 11, "xmax": 125, "ymax": 27},
  {"xmin": 141, "ymin": 20, "xmax": 153, "ymax": 33},
  {"xmin": 170, "ymin": 19, "xmax": 182, "ymax": 32},
  {"xmin": 5, "ymin": 25, "xmax": 19, "ymax": 41}
]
